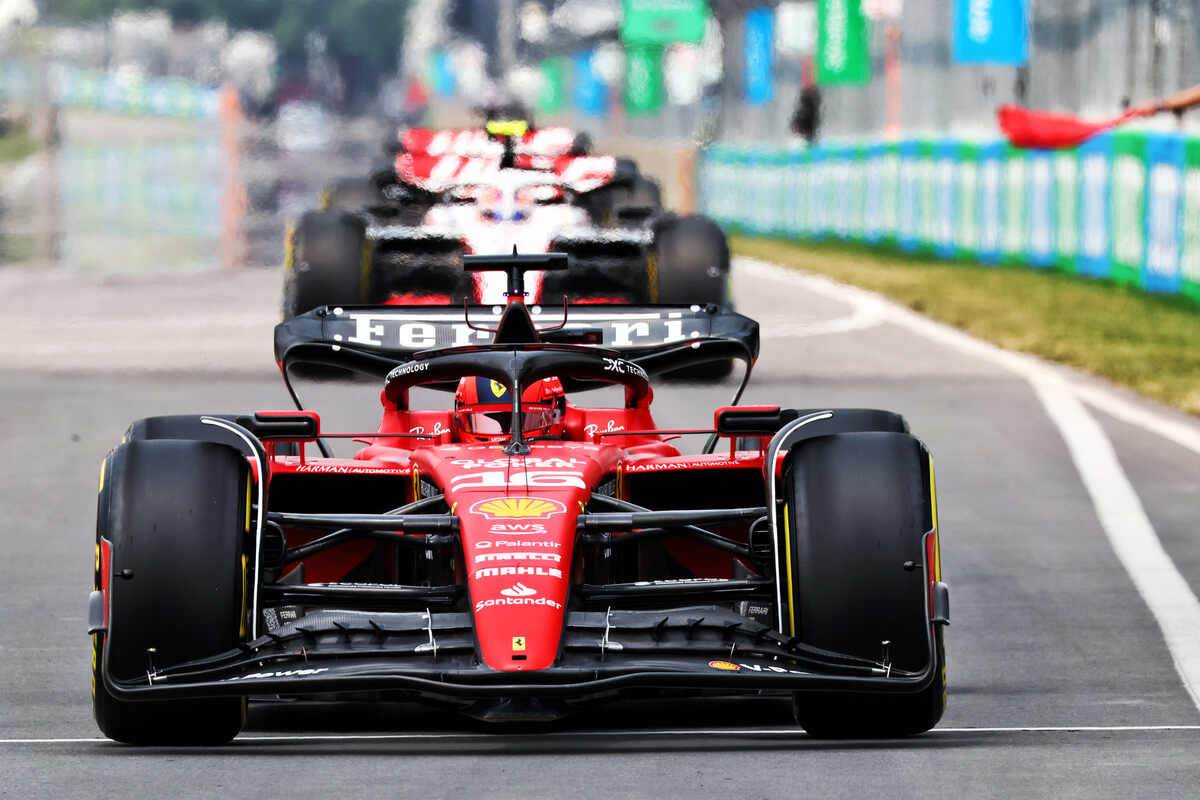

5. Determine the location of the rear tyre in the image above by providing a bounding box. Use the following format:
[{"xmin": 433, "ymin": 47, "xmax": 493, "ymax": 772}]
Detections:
[
  {"xmin": 92, "ymin": 440, "xmax": 249, "ymax": 745},
  {"xmin": 654, "ymin": 214, "xmax": 734, "ymax": 381},
  {"xmin": 283, "ymin": 209, "xmax": 369, "ymax": 319},
  {"xmin": 321, "ymin": 176, "xmax": 379, "ymax": 210},
  {"xmin": 617, "ymin": 175, "xmax": 662, "ymax": 213},
  {"xmin": 782, "ymin": 432, "xmax": 946, "ymax": 738}
]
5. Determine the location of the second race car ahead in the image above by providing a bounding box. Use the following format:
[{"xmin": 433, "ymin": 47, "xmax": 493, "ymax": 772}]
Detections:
[{"xmin": 282, "ymin": 120, "xmax": 729, "ymax": 317}]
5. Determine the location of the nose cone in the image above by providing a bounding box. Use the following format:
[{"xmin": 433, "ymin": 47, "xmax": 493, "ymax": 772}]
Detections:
[
  {"xmin": 418, "ymin": 443, "xmax": 617, "ymax": 671},
  {"xmin": 457, "ymin": 494, "xmax": 580, "ymax": 670}
]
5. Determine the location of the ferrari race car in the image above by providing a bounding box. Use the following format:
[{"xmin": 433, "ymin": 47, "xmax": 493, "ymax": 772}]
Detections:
[
  {"xmin": 282, "ymin": 120, "xmax": 728, "ymax": 317},
  {"xmin": 90, "ymin": 253, "xmax": 948, "ymax": 744}
]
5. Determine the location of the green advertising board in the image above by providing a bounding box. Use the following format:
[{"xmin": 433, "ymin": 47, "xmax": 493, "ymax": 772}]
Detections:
[
  {"xmin": 538, "ymin": 57, "xmax": 567, "ymax": 114},
  {"xmin": 1109, "ymin": 131, "xmax": 1146, "ymax": 287},
  {"xmin": 880, "ymin": 143, "xmax": 900, "ymax": 243},
  {"xmin": 621, "ymin": 0, "xmax": 708, "ymax": 45},
  {"xmin": 789, "ymin": 149, "xmax": 810, "ymax": 237},
  {"xmin": 623, "ymin": 45, "xmax": 664, "ymax": 115},
  {"xmin": 816, "ymin": 0, "xmax": 870, "ymax": 86},
  {"xmin": 1182, "ymin": 138, "xmax": 1200, "ymax": 302},
  {"xmin": 1002, "ymin": 145, "xmax": 1027, "ymax": 263},
  {"xmin": 956, "ymin": 144, "xmax": 980, "ymax": 258},
  {"xmin": 1054, "ymin": 151, "xmax": 1079, "ymax": 272},
  {"xmin": 917, "ymin": 141, "xmax": 936, "ymax": 250}
]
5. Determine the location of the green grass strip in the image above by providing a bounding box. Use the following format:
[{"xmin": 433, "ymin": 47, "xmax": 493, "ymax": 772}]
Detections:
[
  {"xmin": 0, "ymin": 127, "xmax": 38, "ymax": 163},
  {"xmin": 733, "ymin": 235, "xmax": 1200, "ymax": 417}
]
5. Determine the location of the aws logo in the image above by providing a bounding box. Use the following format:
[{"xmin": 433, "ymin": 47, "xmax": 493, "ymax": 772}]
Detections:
[{"xmin": 469, "ymin": 497, "xmax": 566, "ymax": 520}]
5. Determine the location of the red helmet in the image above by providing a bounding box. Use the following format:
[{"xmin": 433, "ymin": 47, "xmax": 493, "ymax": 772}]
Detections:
[{"xmin": 454, "ymin": 377, "xmax": 565, "ymax": 442}]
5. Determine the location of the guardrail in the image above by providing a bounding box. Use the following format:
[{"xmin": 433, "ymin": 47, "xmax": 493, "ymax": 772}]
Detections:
[
  {"xmin": 1, "ymin": 62, "xmax": 219, "ymax": 120},
  {"xmin": 699, "ymin": 134, "xmax": 1200, "ymax": 303}
]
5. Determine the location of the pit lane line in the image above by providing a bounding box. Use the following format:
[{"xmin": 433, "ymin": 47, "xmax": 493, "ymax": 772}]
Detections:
[
  {"xmin": 4, "ymin": 725, "xmax": 1200, "ymax": 745},
  {"xmin": 736, "ymin": 256, "xmax": 1200, "ymax": 713}
]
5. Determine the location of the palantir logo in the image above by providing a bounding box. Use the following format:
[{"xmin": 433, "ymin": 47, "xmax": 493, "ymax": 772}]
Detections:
[{"xmin": 500, "ymin": 582, "xmax": 537, "ymax": 598}]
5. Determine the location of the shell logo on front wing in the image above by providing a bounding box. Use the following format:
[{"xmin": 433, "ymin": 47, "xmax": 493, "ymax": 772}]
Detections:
[{"xmin": 470, "ymin": 497, "xmax": 566, "ymax": 520}]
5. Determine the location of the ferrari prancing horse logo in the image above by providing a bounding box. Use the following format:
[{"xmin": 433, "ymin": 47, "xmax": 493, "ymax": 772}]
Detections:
[{"xmin": 512, "ymin": 636, "xmax": 526, "ymax": 652}]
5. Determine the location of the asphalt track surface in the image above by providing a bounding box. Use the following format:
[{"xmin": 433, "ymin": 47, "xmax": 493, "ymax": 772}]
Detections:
[{"xmin": 3, "ymin": 257, "xmax": 1200, "ymax": 798}]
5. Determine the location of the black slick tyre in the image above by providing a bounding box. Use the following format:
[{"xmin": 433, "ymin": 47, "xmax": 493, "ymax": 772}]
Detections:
[
  {"xmin": 653, "ymin": 214, "xmax": 729, "ymax": 305},
  {"xmin": 283, "ymin": 209, "xmax": 369, "ymax": 318},
  {"xmin": 92, "ymin": 439, "xmax": 249, "ymax": 745},
  {"xmin": 618, "ymin": 175, "xmax": 662, "ymax": 211},
  {"xmin": 321, "ymin": 176, "xmax": 379, "ymax": 211},
  {"xmin": 653, "ymin": 214, "xmax": 734, "ymax": 380},
  {"xmin": 782, "ymin": 431, "xmax": 946, "ymax": 737}
]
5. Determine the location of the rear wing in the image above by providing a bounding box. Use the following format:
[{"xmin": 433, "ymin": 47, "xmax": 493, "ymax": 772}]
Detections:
[
  {"xmin": 400, "ymin": 126, "xmax": 576, "ymax": 158},
  {"xmin": 394, "ymin": 153, "xmax": 620, "ymax": 194},
  {"xmin": 274, "ymin": 304, "xmax": 759, "ymax": 381}
]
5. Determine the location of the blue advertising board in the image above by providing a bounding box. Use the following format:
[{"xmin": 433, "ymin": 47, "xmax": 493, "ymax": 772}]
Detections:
[
  {"xmin": 573, "ymin": 50, "xmax": 607, "ymax": 117},
  {"xmin": 1143, "ymin": 134, "xmax": 1185, "ymax": 293},
  {"xmin": 1076, "ymin": 132, "xmax": 1113, "ymax": 279},
  {"xmin": 743, "ymin": 7, "xmax": 774, "ymax": 105},
  {"xmin": 953, "ymin": 0, "xmax": 1029, "ymax": 65}
]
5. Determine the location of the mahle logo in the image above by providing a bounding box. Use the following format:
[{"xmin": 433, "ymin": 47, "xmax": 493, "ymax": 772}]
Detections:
[{"xmin": 470, "ymin": 497, "xmax": 566, "ymax": 520}]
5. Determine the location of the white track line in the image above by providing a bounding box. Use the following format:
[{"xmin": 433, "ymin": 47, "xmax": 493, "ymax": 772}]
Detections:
[
  {"xmin": 736, "ymin": 256, "xmax": 1200, "ymax": 714},
  {"xmin": 1033, "ymin": 378, "xmax": 1200, "ymax": 709},
  {"xmin": 757, "ymin": 299, "xmax": 885, "ymax": 340},
  {"xmin": 1072, "ymin": 383, "xmax": 1200, "ymax": 458},
  {"xmin": 4, "ymin": 725, "xmax": 1200, "ymax": 745}
]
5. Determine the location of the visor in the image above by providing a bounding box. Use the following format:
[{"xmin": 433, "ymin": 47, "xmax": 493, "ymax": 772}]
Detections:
[{"xmin": 457, "ymin": 404, "xmax": 560, "ymax": 437}]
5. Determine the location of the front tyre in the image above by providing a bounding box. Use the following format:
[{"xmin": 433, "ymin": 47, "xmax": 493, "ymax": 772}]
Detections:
[
  {"xmin": 782, "ymin": 432, "xmax": 947, "ymax": 737},
  {"xmin": 92, "ymin": 440, "xmax": 249, "ymax": 745}
]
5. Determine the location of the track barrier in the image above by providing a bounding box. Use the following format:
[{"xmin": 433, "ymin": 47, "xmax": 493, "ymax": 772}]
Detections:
[{"xmin": 699, "ymin": 134, "xmax": 1200, "ymax": 303}]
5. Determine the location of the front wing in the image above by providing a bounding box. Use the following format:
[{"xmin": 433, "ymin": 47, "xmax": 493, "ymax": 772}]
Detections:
[{"xmin": 101, "ymin": 606, "xmax": 939, "ymax": 704}]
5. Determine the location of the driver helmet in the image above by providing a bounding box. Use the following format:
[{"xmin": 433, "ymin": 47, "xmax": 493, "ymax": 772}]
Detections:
[{"xmin": 454, "ymin": 377, "xmax": 565, "ymax": 442}]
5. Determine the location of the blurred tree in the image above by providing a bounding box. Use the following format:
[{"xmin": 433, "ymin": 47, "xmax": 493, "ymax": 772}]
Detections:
[{"xmin": 46, "ymin": 0, "xmax": 409, "ymax": 108}]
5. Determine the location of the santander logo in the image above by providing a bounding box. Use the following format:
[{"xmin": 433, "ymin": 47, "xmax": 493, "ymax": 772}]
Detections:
[{"xmin": 500, "ymin": 582, "xmax": 537, "ymax": 598}]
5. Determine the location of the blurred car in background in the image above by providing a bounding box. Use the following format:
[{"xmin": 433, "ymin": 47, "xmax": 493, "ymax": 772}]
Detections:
[
  {"xmin": 282, "ymin": 119, "xmax": 731, "ymax": 327},
  {"xmin": 274, "ymin": 100, "xmax": 335, "ymax": 154}
]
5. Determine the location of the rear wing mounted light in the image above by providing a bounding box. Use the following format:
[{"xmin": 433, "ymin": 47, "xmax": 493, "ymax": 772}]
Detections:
[{"xmin": 463, "ymin": 251, "xmax": 568, "ymax": 299}]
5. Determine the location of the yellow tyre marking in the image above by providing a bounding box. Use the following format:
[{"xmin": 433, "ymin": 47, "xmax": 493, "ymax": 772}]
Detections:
[
  {"xmin": 928, "ymin": 453, "xmax": 941, "ymax": 581},
  {"xmin": 283, "ymin": 221, "xmax": 296, "ymax": 272},
  {"xmin": 244, "ymin": 473, "xmax": 253, "ymax": 533},
  {"xmin": 98, "ymin": 458, "xmax": 106, "ymax": 494},
  {"xmin": 647, "ymin": 250, "xmax": 659, "ymax": 303},
  {"xmin": 359, "ymin": 238, "xmax": 374, "ymax": 302},
  {"xmin": 239, "ymin": 553, "xmax": 248, "ymax": 639},
  {"xmin": 783, "ymin": 503, "xmax": 796, "ymax": 637}
]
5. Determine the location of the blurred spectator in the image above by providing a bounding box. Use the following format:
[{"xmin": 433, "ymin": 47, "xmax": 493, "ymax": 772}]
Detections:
[{"xmin": 790, "ymin": 60, "xmax": 821, "ymax": 143}]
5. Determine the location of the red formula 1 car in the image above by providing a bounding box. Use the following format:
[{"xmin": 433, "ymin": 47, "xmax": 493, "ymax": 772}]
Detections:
[{"xmin": 89, "ymin": 254, "xmax": 948, "ymax": 745}]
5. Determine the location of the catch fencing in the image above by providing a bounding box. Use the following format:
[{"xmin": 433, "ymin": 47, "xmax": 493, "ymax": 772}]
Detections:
[{"xmin": 699, "ymin": 133, "xmax": 1200, "ymax": 302}]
